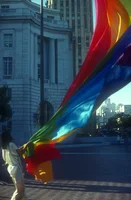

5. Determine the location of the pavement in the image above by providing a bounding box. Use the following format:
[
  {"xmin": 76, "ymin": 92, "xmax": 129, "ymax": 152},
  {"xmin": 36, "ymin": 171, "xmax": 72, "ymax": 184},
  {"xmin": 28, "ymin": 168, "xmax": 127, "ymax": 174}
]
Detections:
[
  {"xmin": 0, "ymin": 144, "xmax": 131, "ymax": 200},
  {"xmin": 1, "ymin": 179, "xmax": 131, "ymax": 200}
]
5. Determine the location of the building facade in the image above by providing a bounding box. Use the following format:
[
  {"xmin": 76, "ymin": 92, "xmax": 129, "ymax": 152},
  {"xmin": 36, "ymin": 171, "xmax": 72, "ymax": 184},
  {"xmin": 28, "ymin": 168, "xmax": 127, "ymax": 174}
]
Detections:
[
  {"xmin": 124, "ymin": 105, "xmax": 131, "ymax": 114},
  {"xmin": 0, "ymin": 0, "xmax": 73, "ymax": 145},
  {"xmin": 96, "ymin": 99, "xmax": 117, "ymax": 127},
  {"xmin": 47, "ymin": 0, "xmax": 93, "ymax": 75}
]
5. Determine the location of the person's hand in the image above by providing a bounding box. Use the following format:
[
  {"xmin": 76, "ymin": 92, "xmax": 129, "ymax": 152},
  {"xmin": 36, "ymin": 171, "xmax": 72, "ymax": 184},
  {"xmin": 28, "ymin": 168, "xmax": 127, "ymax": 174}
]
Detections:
[
  {"xmin": 18, "ymin": 146, "xmax": 26, "ymax": 155},
  {"xmin": 18, "ymin": 142, "xmax": 32, "ymax": 155}
]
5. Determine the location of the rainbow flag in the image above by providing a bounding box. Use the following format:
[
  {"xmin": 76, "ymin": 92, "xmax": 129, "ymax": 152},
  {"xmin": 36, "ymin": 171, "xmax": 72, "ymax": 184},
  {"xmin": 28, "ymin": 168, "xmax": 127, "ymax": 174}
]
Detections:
[
  {"xmin": 120, "ymin": 0, "xmax": 131, "ymax": 21},
  {"xmin": 23, "ymin": 0, "xmax": 131, "ymax": 183}
]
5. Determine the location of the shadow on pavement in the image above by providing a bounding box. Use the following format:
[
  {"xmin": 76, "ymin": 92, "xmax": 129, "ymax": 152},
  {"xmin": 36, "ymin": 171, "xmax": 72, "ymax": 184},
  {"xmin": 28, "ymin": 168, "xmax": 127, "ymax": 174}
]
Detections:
[
  {"xmin": 0, "ymin": 196, "xmax": 8, "ymax": 199},
  {"xmin": 23, "ymin": 181, "xmax": 131, "ymax": 194}
]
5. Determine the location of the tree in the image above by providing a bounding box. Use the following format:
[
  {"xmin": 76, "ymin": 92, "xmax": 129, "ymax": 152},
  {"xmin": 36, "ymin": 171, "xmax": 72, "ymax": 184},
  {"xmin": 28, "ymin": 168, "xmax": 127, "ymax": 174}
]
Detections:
[
  {"xmin": 106, "ymin": 113, "xmax": 131, "ymax": 136},
  {"xmin": 0, "ymin": 86, "xmax": 12, "ymax": 126},
  {"xmin": 0, "ymin": 86, "xmax": 12, "ymax": 183}
]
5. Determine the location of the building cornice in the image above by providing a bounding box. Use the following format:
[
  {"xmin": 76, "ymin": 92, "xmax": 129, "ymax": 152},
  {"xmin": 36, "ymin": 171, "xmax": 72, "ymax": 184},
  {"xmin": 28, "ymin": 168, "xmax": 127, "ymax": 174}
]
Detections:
[
  {"xmin": 0, "ymin": 0, "xmax": 39, "ymax": 10},
  {"xmin": 0, "ymin": 17, "xmax": 72, "ymax": 36},
  {"xmin": 0, "ymin": 0, "xmax": 71, "ymax": 36},
  {"xmin": 0, "ymin": 0, "xmax": 60, "ymax": 14}
]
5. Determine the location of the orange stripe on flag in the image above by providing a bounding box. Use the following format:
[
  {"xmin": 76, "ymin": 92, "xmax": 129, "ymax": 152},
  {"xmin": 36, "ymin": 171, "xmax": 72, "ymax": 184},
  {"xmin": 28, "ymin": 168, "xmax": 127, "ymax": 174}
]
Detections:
[{"xmin": 34, "ymin": 161, "xmax": 53, "ymax": 184}]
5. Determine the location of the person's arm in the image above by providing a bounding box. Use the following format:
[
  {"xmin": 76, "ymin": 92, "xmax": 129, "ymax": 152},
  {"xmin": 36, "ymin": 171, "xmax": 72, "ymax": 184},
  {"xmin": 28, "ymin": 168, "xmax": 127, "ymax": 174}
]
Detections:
[
  {"xmin": 17, "ymin": 142, "xmax": 32, "ymax": 157},
  {"xmin": 16, "ymin": 146, "xmax": 26, "ymax": 157}
]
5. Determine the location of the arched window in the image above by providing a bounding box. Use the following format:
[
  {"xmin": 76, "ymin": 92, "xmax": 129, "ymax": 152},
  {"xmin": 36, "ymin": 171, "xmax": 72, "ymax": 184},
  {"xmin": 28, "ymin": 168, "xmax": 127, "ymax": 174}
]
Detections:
[{"xmin": 44, "ymin": 101, "xmax": 54, "ymax": 122}]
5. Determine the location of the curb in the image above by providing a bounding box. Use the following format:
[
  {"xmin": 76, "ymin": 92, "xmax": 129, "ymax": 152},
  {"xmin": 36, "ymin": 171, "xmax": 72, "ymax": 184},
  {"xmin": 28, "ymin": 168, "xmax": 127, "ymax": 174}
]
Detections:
[{"xmin": 55, "ymin": 142, "xmax": 110, "ymax": 148}]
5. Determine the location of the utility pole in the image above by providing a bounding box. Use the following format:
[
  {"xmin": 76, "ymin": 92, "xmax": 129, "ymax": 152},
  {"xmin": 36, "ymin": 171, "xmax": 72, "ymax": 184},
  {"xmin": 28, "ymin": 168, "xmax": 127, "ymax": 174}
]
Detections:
[{"xmin": 40, "ymin": 0, "xmax": 44, "ymax": 127}]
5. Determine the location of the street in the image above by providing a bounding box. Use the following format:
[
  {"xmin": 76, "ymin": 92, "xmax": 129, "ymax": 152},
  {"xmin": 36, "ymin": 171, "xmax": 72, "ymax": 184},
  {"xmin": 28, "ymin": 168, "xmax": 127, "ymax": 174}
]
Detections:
[{"xmin": 0, "ymin": 144, "xmax": 131, "ymax": 199}]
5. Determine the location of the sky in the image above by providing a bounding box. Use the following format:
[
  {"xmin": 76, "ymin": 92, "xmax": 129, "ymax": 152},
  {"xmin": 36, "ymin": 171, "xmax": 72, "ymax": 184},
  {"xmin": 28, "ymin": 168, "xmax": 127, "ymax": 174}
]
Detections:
[
  {"xmin": 32, "ymin": 0, "xmax": 46, "ymax": 5},
  {"xmin": 32, "ymin": 0, "xmax": 131, "ymax": 105}
]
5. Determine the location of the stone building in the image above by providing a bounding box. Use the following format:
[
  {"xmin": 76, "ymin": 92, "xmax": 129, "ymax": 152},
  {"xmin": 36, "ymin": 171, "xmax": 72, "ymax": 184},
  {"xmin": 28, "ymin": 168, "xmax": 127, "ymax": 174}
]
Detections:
[
  {"xmin": 0, "ymin": 0, "xmax": 73, "ymax": 145},
  {"xmin": 47, "ymin": 0, "xmax": 93, "ymax": 75},
  {"xmin": 124, "ymin": 105, "xmax": 131, "ymax": 114}
]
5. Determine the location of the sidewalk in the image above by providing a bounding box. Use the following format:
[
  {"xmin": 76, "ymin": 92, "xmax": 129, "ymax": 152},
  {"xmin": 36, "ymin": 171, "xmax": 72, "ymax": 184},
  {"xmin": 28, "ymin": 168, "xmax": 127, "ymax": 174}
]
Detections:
[
  {"xmin": 0, "ymin": 179, "xmax": 131, "ymax": 200},
  {"xmin": 1, "ymin": 145, "xmax": 131, "ymax": 199}
]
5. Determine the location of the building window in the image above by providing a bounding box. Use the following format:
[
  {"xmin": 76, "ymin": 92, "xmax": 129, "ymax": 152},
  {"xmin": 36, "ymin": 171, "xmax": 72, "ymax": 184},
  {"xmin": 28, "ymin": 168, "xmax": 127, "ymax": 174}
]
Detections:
[
  {"xmin": 77, "ymin": 12, "xmax": 80, "ymax": 17},
  {"xmin": 60, "ymin": 0, "xmax": 63, "ymax": 7},
  {"xmin": 47, "ymin": 15, "xmax": 54, "ymax": 19},
  {"xmin": 78, "ymin": 36, "xmax": 81, "ymax": 43},
  {"xmin": 77, "ymin": 0, "xmax": 80, "ymax": 15},
  {"xmin": 86, "ymin": 35, "xmax": 90, "ymax": 47},
  {"xmin": 44, "ymin": 38, "xmax": 50, "ymax": 80},
  {"xmin": 77, "ymin": 0, "xmax": 80, "ymax": 6},
  {"xmin": 66, "ymin": 19, "xmax": 69, "ymax": 26},
  {"xmin": 72, "ymin": 19, "xmax": 75, "ymax": 26},
  {"xmin": 72, "ymin": 12, "xmax": 75, "ymax": 17},
  {"xmin": 86, "ymin": 35, "xmax": 89, "ymax": 41},
  {"xmin": 4, "ymin": 34, "xmax": 13, "ymax": 48},
  {"xmin": 77, "ymin": 7, "xmax": 80, "ymax": 13},
  {"xmin": 61, "ymin": 13, "xmax": 64, "ymax": 19},
  {"xmin": 72, "ymin": 20, "xmax": 75, "ymax": 31},
  {"xmin": 84, "ymin": 14, "xmax": 87, "ymax": 29},
  {"xmin": 1, "ymin": 5, "xmax": 9, "ymax": 12},
  {"xmin": 54, "ymin": 2, "xmax": 57, "ymax": 9},
  {"xmin": 60, "ymin": 7, "xmax": 64, "ymax": 12},
  {"xmin": 3, "ymin": 57, "xmax": 13, "ymax": 79},
  {"xmin": 78, "ymin": 58, "xmax": 82, "ymax": 64},
  {"xmin": 84, "ymin": 6, "xmax": 87, "ymax": 14},
  {"xmin": 78, "ymin": 19, "xmax": 81, "ymax": 29},
  {"xmin": 86, "ymin": 41, "xmax": 90, "ymax": 47},
  {"xmin": 66, "ymin": 7, "xmax": 69, "ymax": 12},
  {"xmin": 38, "ymin": 38, "xmax": 50, "ymax": 81},
  {"xmin": 38, "ymin": 64, "xmax": 40, "ymax": 80},
  {"xmin": 78, "ymin": 46, "xmax": 81, "ymax": 56},
  {"xmin": 71, "ymin": 6, "xmax": 75, "ymax": 16},
  {"xmin": 66, "ymin": 0, "xmax": 69, "ymax": 7},
  {"xmin": 66, "ymin": 8, "xmax": 69, "ymax": 17}
]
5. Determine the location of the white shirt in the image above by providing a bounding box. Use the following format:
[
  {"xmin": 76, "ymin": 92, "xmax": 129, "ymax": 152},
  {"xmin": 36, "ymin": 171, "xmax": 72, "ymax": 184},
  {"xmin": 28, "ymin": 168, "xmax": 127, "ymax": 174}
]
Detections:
[{"xmin": 2, "ymin": 142, "xmax": 22, "ymax": 176}]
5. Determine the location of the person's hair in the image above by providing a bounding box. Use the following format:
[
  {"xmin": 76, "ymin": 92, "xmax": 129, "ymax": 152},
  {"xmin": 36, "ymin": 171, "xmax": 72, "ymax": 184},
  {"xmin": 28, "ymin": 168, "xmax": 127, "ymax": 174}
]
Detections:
[{"xmin": 0, "ymin": 130, "xmax": 13, "ymax": 149}]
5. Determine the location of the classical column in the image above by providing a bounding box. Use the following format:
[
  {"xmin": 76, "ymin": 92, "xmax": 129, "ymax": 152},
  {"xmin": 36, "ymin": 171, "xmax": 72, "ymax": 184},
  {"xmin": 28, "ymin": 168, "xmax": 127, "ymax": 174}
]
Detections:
[
  {"xmin": 34, "ymin": 34, "xmax": 38, "ymax": 80},
  {"xmin": 49, "ymin": 39, "xmax": 55, "ymax": 83}
]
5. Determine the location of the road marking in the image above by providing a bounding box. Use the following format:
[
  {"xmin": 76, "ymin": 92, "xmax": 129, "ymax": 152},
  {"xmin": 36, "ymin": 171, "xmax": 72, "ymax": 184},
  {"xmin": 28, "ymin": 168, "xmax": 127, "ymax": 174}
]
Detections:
[{"xmin": 61, "ymin": 152, "xmax": 131, "ymax": 155}]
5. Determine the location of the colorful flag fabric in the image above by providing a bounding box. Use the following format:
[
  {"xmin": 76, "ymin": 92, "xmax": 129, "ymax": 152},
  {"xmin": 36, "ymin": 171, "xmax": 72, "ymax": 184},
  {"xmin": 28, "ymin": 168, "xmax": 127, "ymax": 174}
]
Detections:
[
  {"xmin": 61, "ymin": 0, "xmax": 130, "ymax": 106},
  {"xmin": 22, "ymin": 0, "xmax": 131, "ymax": 183},
  {"xmin": 94, "ymin": 44, "xmax": 131, "ymax": 110},
  {"xmin": 120, "ymin": 0, "xmax": 131, "ymax": 21}
]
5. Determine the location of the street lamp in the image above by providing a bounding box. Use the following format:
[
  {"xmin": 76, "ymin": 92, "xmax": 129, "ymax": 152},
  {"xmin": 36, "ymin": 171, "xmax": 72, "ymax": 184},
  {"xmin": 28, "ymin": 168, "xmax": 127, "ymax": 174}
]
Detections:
[{"xmin": 40, "ymin": 0, "xmax": 45, "ymax": 127}]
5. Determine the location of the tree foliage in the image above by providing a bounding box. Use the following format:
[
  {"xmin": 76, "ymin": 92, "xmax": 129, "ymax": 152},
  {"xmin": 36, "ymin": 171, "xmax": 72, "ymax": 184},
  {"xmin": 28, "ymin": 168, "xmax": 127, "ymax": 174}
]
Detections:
[
  {"xmin": 0, "ymin": 86, "xmax": 12, "ymax": 122},
  {"xmin": 106, "ymin": 113, "xmax": 131, "ymax": 129}
]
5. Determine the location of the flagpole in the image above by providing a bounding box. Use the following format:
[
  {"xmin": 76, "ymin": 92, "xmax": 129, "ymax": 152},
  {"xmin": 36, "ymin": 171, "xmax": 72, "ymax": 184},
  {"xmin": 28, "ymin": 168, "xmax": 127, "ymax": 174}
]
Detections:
[{"xmin": 40, "ymin": 0, "xmax": 44, "ymax": 127}]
